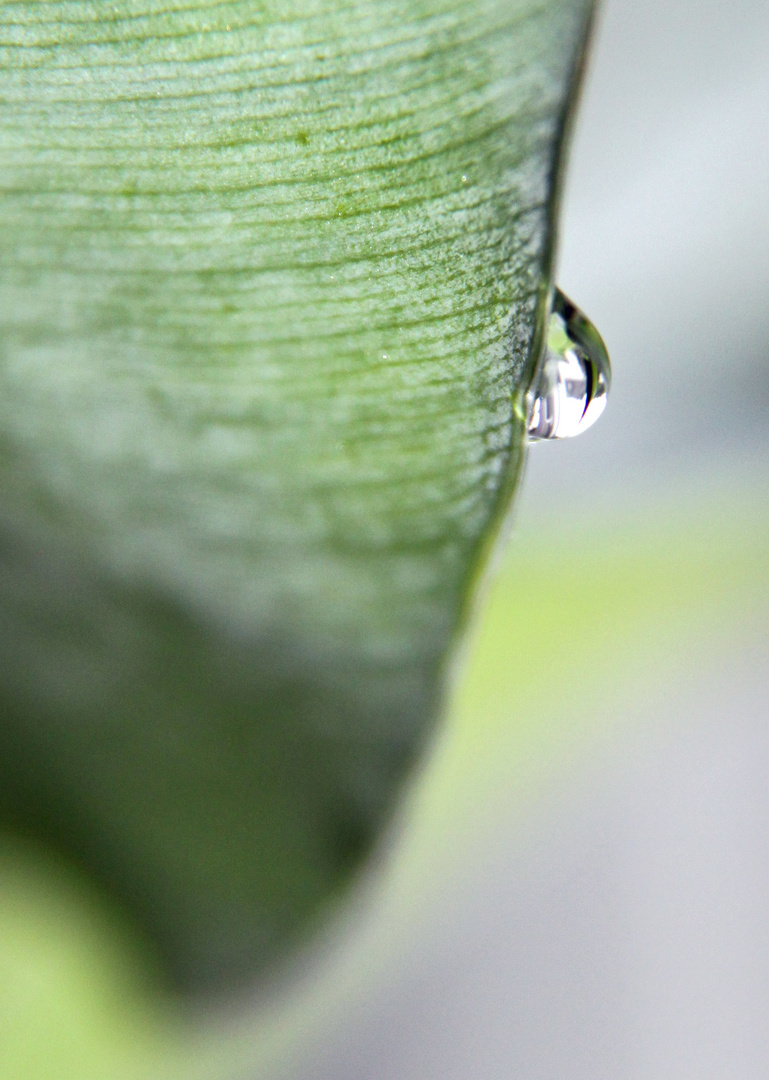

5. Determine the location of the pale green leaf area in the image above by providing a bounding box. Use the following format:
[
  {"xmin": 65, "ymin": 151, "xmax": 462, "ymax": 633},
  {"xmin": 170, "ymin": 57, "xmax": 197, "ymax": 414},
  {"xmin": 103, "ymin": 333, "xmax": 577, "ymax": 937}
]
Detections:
[
  {"xmin": 0, "ymin": 0, "xmax": 593, "ymax": 994},
  {"xmin": 2, "ymin": 482, "xmax": 767, "ymax": 1080}
]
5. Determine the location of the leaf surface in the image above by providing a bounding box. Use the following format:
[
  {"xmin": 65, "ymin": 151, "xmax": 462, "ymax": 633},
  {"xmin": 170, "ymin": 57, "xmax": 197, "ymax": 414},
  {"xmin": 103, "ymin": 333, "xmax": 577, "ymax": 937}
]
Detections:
[{"xmin": 0, "ymin": 0, "xmax": 591, "ymax": 993}]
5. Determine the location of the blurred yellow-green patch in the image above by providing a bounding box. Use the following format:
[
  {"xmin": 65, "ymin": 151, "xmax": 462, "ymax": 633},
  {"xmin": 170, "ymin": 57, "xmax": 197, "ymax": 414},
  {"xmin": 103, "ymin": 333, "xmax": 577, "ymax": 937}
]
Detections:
[
  {"xmin": 0, "ymin": 838, "xmax": 189, "ymax": 1080},
  {"xmin": 415, "ymin": 478, "xmax": 769, "ymax": 848}
]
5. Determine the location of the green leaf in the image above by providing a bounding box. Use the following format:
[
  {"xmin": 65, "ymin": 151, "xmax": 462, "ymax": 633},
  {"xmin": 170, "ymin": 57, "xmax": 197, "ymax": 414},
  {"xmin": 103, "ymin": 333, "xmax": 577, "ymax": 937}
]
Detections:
[{"xmin": 0, "ymin": 0, "xmax": 592, "ymax": 994}]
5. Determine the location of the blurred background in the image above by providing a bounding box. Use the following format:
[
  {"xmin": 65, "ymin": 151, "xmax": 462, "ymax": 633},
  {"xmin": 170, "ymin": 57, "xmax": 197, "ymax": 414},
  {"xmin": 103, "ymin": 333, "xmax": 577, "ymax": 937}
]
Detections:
[{"xmin": 267, "ymin": 0, "xmax": 769, "ymax": 1077}]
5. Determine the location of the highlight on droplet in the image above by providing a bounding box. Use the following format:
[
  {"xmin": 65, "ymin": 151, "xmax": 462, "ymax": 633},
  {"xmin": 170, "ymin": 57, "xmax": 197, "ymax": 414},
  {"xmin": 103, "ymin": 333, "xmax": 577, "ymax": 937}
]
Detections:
[{"xmin": 527, "ymin": 288, "xmax": 611, "ymax": 441}]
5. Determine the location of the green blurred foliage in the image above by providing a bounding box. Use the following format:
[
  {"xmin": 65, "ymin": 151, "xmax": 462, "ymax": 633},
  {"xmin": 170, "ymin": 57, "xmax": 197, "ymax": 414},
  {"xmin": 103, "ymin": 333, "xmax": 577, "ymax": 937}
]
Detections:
[{"xmin": 2, "ymin": 481, "xmax": 767, "ymax": 1079}]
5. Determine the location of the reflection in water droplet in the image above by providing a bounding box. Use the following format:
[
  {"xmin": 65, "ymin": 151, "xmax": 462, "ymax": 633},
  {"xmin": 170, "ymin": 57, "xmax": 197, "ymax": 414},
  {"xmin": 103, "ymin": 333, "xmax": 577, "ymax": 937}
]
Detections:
[{"xmin": 527, "ymin": 288, "xmax": 611, "ymax": 441}]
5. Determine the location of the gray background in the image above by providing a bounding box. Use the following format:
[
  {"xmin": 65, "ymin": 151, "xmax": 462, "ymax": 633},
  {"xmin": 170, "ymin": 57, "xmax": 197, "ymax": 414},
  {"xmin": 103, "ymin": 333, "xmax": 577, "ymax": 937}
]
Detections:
[
  {"xmin": 267, "ymin": 1, "xmax": 769, "ymax": 1076},
  {"xmin": 528, "ymin": 0, "xmax": 769, "ymax": 516}
]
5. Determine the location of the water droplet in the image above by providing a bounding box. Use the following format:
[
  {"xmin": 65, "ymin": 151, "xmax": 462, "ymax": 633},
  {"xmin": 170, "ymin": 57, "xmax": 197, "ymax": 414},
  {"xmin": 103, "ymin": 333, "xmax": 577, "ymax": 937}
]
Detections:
[{"xmin": 527, "ymin": 288, "xmax": 611, "ymax": 441}]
